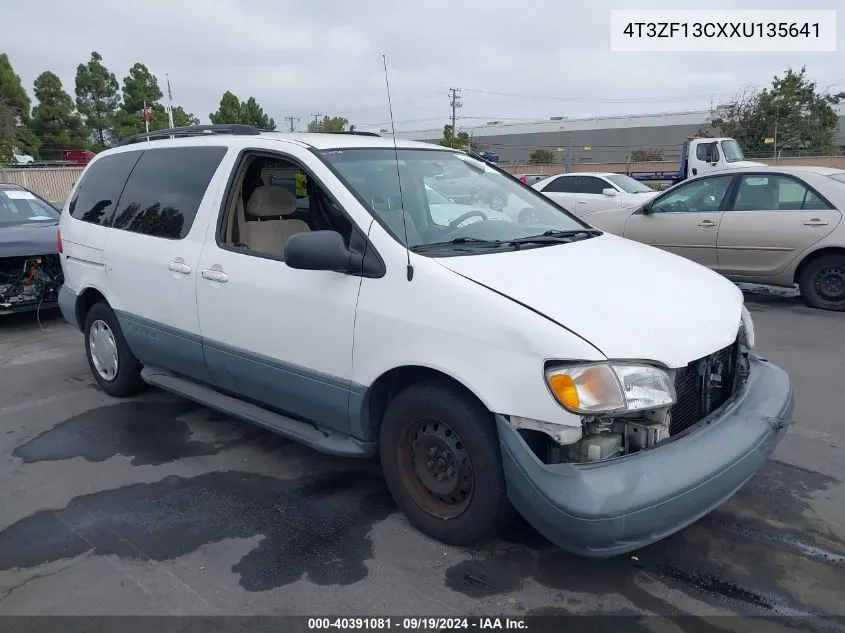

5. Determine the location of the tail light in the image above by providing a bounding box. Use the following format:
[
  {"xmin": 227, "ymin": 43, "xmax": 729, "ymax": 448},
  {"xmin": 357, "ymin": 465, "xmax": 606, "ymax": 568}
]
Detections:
[
  {"xmin": 57, "ymin": 229, "xmax": 63, "ymax": 253},
  {"xmin": 519, "ymin": 176, "xmax": 527, "ymax": 184}
]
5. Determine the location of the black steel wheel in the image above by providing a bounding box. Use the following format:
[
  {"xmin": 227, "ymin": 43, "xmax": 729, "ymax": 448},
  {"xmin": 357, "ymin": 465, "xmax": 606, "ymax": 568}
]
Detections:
[
  {"xmin": 799, "ymin": 254, "xmax": 845, "ymax": 311},
  {"xmin": 379, "ymin": 381, "xmax": 511, "ymax": 545}
]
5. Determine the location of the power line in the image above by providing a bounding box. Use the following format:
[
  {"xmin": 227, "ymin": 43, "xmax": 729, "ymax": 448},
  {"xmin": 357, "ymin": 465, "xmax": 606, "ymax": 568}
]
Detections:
[
  {"xmin": 284, "ymin": 115, "xmax": 300, "ymax": 132},
  {"xmin": 311, "ymin": 113, "xmax": 325, "ymax": 128}
]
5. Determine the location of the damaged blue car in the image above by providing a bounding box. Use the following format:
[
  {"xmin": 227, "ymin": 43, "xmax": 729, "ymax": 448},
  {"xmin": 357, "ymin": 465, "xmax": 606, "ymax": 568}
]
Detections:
[{"xmin": 0, "ymin": 184, "xmax": 64, "ymax": 315}]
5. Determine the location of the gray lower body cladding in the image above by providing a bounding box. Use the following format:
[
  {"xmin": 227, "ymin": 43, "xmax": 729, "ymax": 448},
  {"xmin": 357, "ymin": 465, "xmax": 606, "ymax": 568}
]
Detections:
[{"xmin": 498, "ymin": 354, "xmax": 794, "ymax": 557}]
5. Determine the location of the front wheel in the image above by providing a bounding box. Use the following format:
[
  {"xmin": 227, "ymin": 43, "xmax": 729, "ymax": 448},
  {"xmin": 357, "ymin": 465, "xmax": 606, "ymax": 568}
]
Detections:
[
  {"xmin": 798, "ymin": 254, "xmax": 845, "ymax": 311},
  {"xmin": 379, "ymin": 382, "xmax": 512, "ymax": 545}
]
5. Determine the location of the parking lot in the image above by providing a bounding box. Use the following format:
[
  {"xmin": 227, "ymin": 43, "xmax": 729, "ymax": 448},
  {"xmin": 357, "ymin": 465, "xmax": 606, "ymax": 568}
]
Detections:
[{"xmin": 0, "ymin": 288, "xmax": 843, "ymax": 623}]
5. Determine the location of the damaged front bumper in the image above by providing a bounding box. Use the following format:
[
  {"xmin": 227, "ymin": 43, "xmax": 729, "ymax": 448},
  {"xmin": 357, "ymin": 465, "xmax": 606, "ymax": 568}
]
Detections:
[
  {"xmin": 0, "ymin": 255, "xmax": 64, "ymax": 314},
  {"xmin": 497, "ymin": 354, "xmax": 794, "ymax": 558}
]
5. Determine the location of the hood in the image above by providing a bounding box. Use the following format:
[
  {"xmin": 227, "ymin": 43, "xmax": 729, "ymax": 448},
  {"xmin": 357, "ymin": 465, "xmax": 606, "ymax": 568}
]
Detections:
[
  {"xmin": 0, "ymin": 222, "xmax": 60, "ymax": 257},
  {"xmin": 435, "ymin": 232, "xmax": 743, "ymax": 368}
]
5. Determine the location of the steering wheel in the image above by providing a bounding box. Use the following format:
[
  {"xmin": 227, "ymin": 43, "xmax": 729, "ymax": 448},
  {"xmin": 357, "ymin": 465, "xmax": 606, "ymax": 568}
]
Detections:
[{"xmin": 448, "ymin": 210, "xmax": 488, "ymax": 230}]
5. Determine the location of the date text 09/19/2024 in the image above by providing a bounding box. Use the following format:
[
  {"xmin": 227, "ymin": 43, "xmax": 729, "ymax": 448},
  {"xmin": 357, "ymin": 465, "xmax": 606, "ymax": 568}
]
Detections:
[{"xmin": 307, "ymin": 618, "xmax": 528, "ymax": 630}]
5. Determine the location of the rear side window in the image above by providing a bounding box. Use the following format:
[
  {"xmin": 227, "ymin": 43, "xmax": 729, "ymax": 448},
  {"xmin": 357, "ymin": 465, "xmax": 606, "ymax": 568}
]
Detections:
[
  {"xmin": 111, "ymin": 147, "xmax": 227, "ymax": 239},
  {"xmin": 68, "ymin": 151, "xmax": 142, "ymax": 226},
  {"xmin": 542, "ymin": 176, "xmax": 577, "ymax": 193},
  {"xmin": 577, "ymin": 176, "xmax": 608, "ymax": 195}
]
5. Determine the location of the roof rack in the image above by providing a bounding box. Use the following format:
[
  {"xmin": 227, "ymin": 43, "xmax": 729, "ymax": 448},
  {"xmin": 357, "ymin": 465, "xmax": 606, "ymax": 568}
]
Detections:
[
  {"xmin": 118, "ymin": 124, "xmax": 262, "ymax": 146},
  {"xmin": 335, "ymin": 130, "xmax": 381, "ymax": 137}
]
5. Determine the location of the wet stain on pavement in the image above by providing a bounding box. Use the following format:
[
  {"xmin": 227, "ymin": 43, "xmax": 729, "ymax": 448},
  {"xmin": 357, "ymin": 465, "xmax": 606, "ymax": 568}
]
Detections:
[
  {"xmin": 445, "ymin": 460, "xmax": 843, "ymax": 619},
  {"xmin": 0, "ymin": 469, "xmax": 395, "ymax": 591},
  {"xmin": 12, "ymin": 401, "xmax": 291, "ymax": 466}
]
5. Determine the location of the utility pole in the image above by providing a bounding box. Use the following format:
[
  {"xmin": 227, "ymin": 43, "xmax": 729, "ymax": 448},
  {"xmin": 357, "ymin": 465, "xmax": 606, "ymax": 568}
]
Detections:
[
  {"xmin": 311, "ymin": 113, "xmax": 324, "ymax": 131},
  {"xmin": 285, "ymin": 116, "xmax": 300, "ymax": 132},
  {"xmin": 448, "ymin": 88, "xmax": 462, "ymax": 141},
  {"xmin": 773, "ymin": 121, "xmax": 778, "ymax": 160}
]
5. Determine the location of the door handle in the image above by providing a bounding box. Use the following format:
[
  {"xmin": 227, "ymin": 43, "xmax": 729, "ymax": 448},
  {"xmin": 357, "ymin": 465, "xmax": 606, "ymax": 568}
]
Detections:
[
  {"xmin": 578, "ymin": 200, "xmax": 587, "ymax": 204},
  {"xmin": 201, "ymin": 269, "xmax": 229, "ymax": 283},
  {"xmin": 168, "ymin": 261, "xmax": 191, "ymax": 274},
  {"xmin": 803, "ymin": 219, "xmax": 829, "ymax": 226},
  {"xmin": 697, "ymin": 220, "xmax": 718, "ymax": 227}
]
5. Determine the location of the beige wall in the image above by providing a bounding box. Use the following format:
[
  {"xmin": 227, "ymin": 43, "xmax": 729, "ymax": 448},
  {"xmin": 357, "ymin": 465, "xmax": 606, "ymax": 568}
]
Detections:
[
  {"xmin": 3, "ymin": 156, "xmax": 845, "ymax": 204},
  {"xmin": 0, "ymin": 167, "xmax": 83, "ymax": 205}
]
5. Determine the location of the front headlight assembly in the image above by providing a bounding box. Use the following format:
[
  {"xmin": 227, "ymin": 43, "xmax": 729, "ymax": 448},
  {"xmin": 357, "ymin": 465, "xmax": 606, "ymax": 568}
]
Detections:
[
  {"xmin": 545, "ymin": 362, "xmax": 675, "ymax": 415},
  {"xmin": 740, "ymin": 305, "xmax": 756, "ymax": 349}
]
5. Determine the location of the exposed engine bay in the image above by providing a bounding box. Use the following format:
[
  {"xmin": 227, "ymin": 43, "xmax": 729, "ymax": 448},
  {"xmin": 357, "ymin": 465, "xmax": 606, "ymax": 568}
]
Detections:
[
  {"xmin": 516, "ymin": 337, "xmax": 752, "ymax": 465},
  {"xmin": 0, "ymin": 255, "xmax": 64, "ymax": 314}
]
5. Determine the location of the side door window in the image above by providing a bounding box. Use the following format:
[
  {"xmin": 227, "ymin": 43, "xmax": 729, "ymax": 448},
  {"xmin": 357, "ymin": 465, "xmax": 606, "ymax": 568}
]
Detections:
[
  {"xmin": 577, "ymin": 176, "xmax": 609, "ymax": 195},
  {"xmin": 541, "ymin": 176, "xmax": 577, "ymax": 193},
  {"xmin": 695, "ymin": 142, "xmax": 720, "ymax": 164},
  {"xmin": 111, "ymin": 147, "xmax": 228, "ymax": 238},
  {"xmin": 731, "ymin": 174, "xmax": 834, "ymax": 212},
  {"xmin": 650, "ymin": 176, "xmax": 733, "ymax": 213}
]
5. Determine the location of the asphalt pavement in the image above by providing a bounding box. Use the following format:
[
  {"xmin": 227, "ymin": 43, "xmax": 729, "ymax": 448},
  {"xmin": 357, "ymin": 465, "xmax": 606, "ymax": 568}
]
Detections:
[{"xmin": 0, "ymin": 290, "xmax": 843, "ymax": 628}]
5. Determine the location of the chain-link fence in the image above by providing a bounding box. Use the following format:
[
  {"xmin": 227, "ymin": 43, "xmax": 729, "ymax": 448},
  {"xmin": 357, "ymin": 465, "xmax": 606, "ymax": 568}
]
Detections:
[{"xmin": 0, "ymin": 167, "xmax": 83, "ymax": 206}]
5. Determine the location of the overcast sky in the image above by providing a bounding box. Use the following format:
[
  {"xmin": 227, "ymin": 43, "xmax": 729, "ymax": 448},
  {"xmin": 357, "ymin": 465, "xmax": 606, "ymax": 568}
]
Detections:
[{"xmin": 4, "ymin": 0, "xmax": 844, "ymax": 133}]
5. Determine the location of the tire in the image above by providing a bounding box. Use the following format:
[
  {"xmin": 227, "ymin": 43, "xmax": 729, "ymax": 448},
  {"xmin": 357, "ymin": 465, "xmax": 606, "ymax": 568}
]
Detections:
[
  {"xmin": 83, "ymin": 301, "xmax": 144, "ymax": 397},
  {"xmin": 379, "ymin": 381, "xmax": 512, "ymax": 546},
  {"xmin": 798, "ymin": 254, "xmax": 845, "ymax": 312}
]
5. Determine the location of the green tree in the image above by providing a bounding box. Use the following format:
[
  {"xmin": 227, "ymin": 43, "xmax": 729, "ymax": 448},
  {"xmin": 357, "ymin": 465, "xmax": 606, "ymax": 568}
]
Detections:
[
  {"xmin": 0, "ymin": 99, "xmax": 17, "ymax": 162},
  {"xmin": 171, "ymin": 105, "xmax": 200, "ymax": 127},
  {"xmin": 528, "ymin": 148, "xmax": 555, "ymax": 164},
  {"xmin": 439, "ymin": 124, "xmax": 469, "ymax": 148},
  {"xmin": 209, "ymin": 91, "xmax": 242, "ymax": 124},
  {"xmin": 114, "ymin": 62, "xmax": 165, "ymax": 139},
  {"xmin": 308, "ymin": 115, "xmax": 348, "ymax": 133},
  {"xmin": 629, "ymin": 147, "xmax": 664, "ymax": 161},
  {"xmin": 30, "ymin": 71, "xmax": 89, "ymax": 160},
  {"xmin": 712, "ymin": 67, "xmax": 844, "ymax": 156},
  {"xmin": 241, "ymin": 97, "xmax": 276, "ymax": 130},
  {"xmin": 75, "ymin": 52, "xmax": 120, "ymax": 149},
  {"xmin": 0, "ymin": 53, "xmax": 38, "ymax": 157},
  {"xmin": 209, "ymin": 92, "xmax": 275, "ymax": 129}
]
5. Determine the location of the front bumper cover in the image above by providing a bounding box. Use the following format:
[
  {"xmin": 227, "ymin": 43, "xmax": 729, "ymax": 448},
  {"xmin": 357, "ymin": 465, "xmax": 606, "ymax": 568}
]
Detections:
[{"xmin": 498, "ymin": 354, "xmax": 794, "ymax": 558}]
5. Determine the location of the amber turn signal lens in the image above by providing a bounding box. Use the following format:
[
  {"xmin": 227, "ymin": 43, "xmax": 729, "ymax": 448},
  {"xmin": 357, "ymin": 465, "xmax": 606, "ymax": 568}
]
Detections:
[{"xmin": 549, "ymin": 373, "xmax": 580, "ymax": 409}]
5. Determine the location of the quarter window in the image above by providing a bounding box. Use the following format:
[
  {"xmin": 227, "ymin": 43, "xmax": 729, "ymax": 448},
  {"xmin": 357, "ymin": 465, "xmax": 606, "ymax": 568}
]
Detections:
[
  {"xmin": 68, "ymin": 151, "xmax": 142, "ymax": 226},
  {"xmin": 111, "ymin": 147, "xmax": 227, "ymax": 239}
]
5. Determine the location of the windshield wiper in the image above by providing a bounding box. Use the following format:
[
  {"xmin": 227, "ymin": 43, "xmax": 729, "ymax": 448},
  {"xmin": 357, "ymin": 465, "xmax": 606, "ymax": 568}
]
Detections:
[
  {"xmin": 410, "ymin": 237, "xmax": 505, "ymax": 252},
  {"xmin": 505, "ymin": 228, "xmax": 602, "ymax": 246}
]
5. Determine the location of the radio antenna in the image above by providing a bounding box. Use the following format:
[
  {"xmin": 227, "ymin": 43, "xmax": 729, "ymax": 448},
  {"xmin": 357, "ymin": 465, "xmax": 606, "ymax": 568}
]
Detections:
[{"xmin": 383, "ymin": 54, "xmax": 413, "ymax": 282}]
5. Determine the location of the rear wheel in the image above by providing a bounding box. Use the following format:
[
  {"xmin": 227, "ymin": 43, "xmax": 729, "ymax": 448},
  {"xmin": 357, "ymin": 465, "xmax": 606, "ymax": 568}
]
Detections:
[
  {"xmin": 84, "ymin": 301, "xmax": 144, "ymax": 396},
  {"xmin": 379, "ymin": 382, "xmax": 511, "ymax": 545},
  {"xmin": 798, "ymin": 254, "xmax": 845, "ymax": 311}
]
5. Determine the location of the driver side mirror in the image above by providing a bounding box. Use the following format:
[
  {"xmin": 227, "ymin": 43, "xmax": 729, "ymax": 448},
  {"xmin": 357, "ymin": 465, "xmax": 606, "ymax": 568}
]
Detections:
[
  {"xmin": 602, "ymin": 188, "xmax": 617, "ymax": 197},
  {"xmin": 641, "ymin": 202, "xmax": 653, "ymax": 215},
  {"xmin": 285, "ymin": 230, "xmax": 355, "ymax": 274}
]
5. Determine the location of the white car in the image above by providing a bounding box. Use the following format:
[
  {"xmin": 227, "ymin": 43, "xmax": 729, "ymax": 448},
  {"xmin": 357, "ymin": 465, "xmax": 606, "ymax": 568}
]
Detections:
[
  {"xmin": 533, "ymin": 172, "xmax": 659, "ymax": 218},
  {"xmin": 11, "ymin": 149, "xmax": 35, "ymax": 166},
  {"xmin": 57, "ymin": 125, "xmax": 791, "ymax": 558}
]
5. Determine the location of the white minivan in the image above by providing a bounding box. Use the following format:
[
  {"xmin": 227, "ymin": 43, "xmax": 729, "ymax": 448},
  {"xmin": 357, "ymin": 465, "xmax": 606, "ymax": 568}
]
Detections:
[{"xmin": 57, "ymin": 125, "xmax": 793, "ymax": 558}]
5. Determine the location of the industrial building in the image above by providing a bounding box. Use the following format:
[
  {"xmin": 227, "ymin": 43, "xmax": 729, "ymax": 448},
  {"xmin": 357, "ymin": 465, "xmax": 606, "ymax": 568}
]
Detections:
[{"xmin": 397, "ymin": 105, "xmax": 845, "ymax": 165}]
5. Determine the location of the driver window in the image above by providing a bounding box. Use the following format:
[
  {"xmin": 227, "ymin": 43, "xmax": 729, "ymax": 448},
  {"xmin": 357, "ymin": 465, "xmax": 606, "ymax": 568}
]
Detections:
[
  {"xmin": 650, "ymin": 175, "xmax": 733, "ymax": 213},
  {"xmin": 695, "ymin": 142, "xmax": 720, "ymax": 163}
]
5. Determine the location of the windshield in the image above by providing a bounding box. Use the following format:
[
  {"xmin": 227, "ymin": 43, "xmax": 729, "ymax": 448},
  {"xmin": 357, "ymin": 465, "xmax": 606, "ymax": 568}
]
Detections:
[
  {"xmin": 424, "ymin": 184, "xmax": 452, "ymax": 205},
  {"xmin": 721, "ymin": 139, "xmax": 745, "ymax": 163},
  {"xmin": 605, "ymin": 174, "xmax": 654, "ymax": 194},
  {"xmin": 320, "ymin": 148, "xmax": 593, "ymax": 255},
  {"xmin": 0, "ymin": 189, "xmax": 60, "ymax": 225}
]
